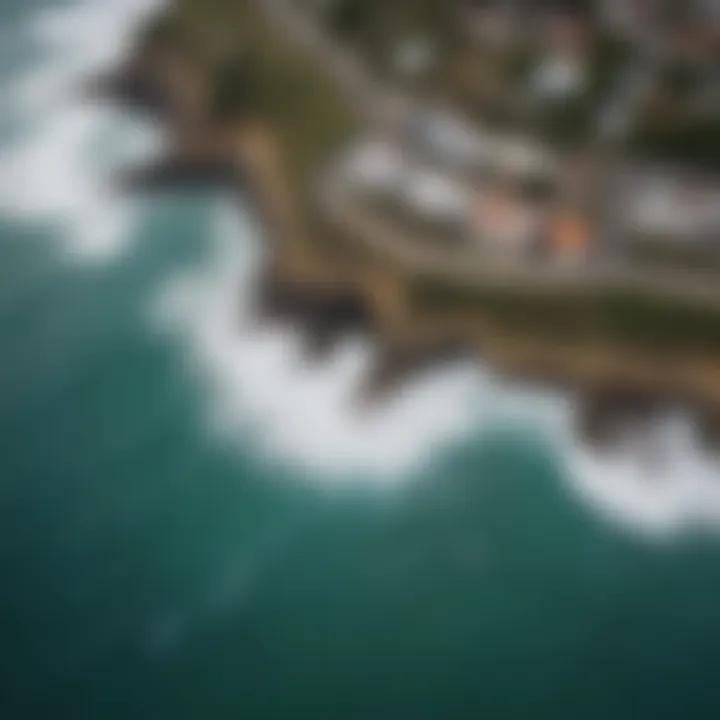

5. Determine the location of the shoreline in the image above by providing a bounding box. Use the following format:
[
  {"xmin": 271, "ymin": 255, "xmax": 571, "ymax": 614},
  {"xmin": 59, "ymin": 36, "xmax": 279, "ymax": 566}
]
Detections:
[{"xmin": 99, "ymin": 18, "xmax": 720, "ymax": 450}]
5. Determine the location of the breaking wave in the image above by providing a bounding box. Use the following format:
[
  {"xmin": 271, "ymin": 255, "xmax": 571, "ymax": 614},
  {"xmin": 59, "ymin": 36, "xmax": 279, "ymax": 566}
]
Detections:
[
  {"xmin": 152, "ymin": 198, "xmax": 490, "ymax": 479},
  {"xmin": 0, "ymin": 0, "xmax": 162, "ymax": 261},
  {"xmin": 153, "ymin": 198, "xmax": 720, "ymax": 538},
  {"xmin": 564, "ymin": 413, "xmax": 720, "ymax": 539},
  {"xmin": 1, "ymin": 0, "xmax": 719, "ymax": 540}
]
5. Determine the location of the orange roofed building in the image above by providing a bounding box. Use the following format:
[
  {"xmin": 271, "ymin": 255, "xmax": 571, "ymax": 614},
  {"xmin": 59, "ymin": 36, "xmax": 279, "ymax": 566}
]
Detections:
[
  {"xmin": 471, "ymin": 189, "xmax": 541, "ymax": 254},
  {"xmin": 549, "ymin": 211, "xmax": 592, "ymax": 261}
]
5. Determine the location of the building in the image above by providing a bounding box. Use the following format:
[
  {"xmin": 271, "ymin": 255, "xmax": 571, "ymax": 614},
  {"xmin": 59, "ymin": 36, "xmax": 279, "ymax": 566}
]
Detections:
[
  {"xmin": 531, "ymin": 54, "xmax": 586, "ymax": 100},
  {"xmin": 339, "ymin": 138, "xmax": 408, "ymax": 195},
  {"xmin": 493, "ymin": 135, "xmax": 557, "ymax": 179},
  {"xmin": 620, "ymin": 169, "xmax": 720, "ymax": 242},
  {"xmin": 402, "ymin": 168, "xmax": 472, "ymax": 225},
  {"xmin": 470, "ymin": 187, "xmax": 542, "ymax": 254},
  {"xmin": 410, "ymin": 108, "xmax": 557, "ymax": 181},
  {"xmin": 410, "ymin": 108, "xmax": 491, "ymax": 169},
  {"xmin": 548, "ymin": 210, "xmax": 592, "ymax": 263},
  {"xmin": 392, "ymin": 37, "xmax": 436, "ymax": 79},
  {"xmin": 338, "ymin": 136, "xmax": 472, "ymax": 228},
  {"xmin": 530, "ymin": 10, "xmax": 590, "ymax": 101}
]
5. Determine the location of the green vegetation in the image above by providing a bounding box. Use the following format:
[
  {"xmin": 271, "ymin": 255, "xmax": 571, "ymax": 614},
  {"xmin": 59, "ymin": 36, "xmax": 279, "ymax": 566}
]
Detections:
[
  {"xmin": 322, "ymin": 0, "xmax": 456, "ymax": 87},
  {"xmin": 211, "ymin": 52, "xmax": 262, "ymax": 120},
  {"xmin": 625, "ymin": 237, "xmax": 720, "ymax": 272},
  {"xmin": 325, "ymin": 0, "xmax": 369, "ymax": 41},
  {"xmin": 631, "ymin": 118, "xmax": 720, "ymax": 173},
  {"xmin": 143, "ymin": 0, "xmax": 358, "ymax": 194},
  {"xmin": 324, "ymin": 0, "xmax": 454, "ymax": 50},
  {"xmin": 628, "ymin": 59, "xmax": 720, "ymax": 171},
  {"xmin": 136, "ymin": 13, "xmax": 183, "ymax": 54},
  {"xmin": 411, "ymin": 278, "xmax": 720, "ymax": 353},
  {"xmin": 139, "ymin": 0, "xmax": 720, "ymax": 359}
]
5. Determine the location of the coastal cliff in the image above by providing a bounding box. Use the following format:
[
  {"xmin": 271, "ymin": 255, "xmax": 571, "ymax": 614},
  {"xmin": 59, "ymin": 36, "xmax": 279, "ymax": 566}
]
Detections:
[{"xmin": 107, "ymin": 0, "xmax": 720, "ymax": 448}]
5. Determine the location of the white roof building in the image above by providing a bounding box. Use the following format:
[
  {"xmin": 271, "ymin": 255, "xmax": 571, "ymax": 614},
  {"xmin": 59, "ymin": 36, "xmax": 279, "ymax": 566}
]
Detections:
[
  {"xmin": 530, "ymin": 54, "xmax": 587, "ymax": 100},
  {"xmin": 493, "ymin": 135, "xmax": 557, "ymax": 179},
  {"xmin": 340, "ymin": 139, "xmax": 407, "ymax": 194},
  {"xmin": 412, "ymin": 109, "xmax": 491, "ymax": 168},
  {"xmin": 471, "ymin": 191, "xmax": 542, "ymax": 253},
  {"xmin": 393, "ymin": 37, "xmax": 436, "ymax": 78},
  {"xmin": 338, "ymin": 138, "xmax": 472, "ymax": 225},
  {"xmin": 402, "ymin": 168, "xmax": 472, "ymax": 223},
  {"xmin": 624, "ymin": 174, "xmax": 720, "ymax": 239}
]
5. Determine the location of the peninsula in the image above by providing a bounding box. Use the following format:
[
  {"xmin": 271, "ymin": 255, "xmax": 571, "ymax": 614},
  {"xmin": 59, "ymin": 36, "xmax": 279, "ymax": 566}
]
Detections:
[{"xmin": 99, "ymin": 0, "xmax": 720, "ymax": 449}]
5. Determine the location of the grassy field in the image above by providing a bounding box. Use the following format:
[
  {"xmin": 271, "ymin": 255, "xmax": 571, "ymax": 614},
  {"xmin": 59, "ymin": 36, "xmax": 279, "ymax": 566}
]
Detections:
[
  {"xmin": 140, "ymin": 0, "xmax": 720, "ymax": 358},
  {"xmin": 411, "ymin": 276, "xmax": 720, "ymax": 353},
  {"xmin": 143, "ymin": 0, "xmax": 358, "ymax": 190}
]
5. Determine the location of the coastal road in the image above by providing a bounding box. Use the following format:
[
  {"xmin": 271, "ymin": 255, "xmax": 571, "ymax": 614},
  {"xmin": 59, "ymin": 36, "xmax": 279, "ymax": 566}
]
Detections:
[
  {"xmin": 318, "ymin": 173, "xmax": 720, "ymax": 308},
  {"xmin": 257, "ymin": 0, "xmax": 720, "ymax": 311}
]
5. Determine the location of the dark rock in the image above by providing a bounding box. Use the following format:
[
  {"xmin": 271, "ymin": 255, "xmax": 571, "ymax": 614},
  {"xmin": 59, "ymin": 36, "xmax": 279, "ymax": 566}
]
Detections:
[
  {"xmin": 697, "ymin": 410, "xmax": 720, "ymax": 453},
  {"xmin": 117, "ymin": 154, "xmax": 241, "ymax": 192},
  {"xmin": 361, "ymin": 338, "xmax": 470, "ymax": 406},
  {"xmin": 83, "ymin": 64, "xmax": 172, "ymax": 117},
  {"xmin": 577, "ymin": 387, "xmax": 664, "ymax": 451}
]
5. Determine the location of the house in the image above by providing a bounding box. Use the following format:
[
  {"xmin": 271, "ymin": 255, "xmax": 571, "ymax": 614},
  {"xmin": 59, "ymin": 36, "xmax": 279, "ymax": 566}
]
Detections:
[
  {"xmin": 340, "ymin": 138, "xmax": 407, "ymax": 194},
  {"xmin": 531, "ymin": 55, "xmax": 586, "ymax": 100},
  {"xmin": 622, "ymin": 170, "xmax": 720, "ymax": 241},
  {"xmin": 393, "ymin": 37, "xmax": 436, "ymax": 79},
  {"xmin": 402, "ymin": 168, "xmax": 472, "ymax": 224},
  {"xmin": 530, "ymin": 11, "xmax": 590, "ymax": 101},
  {"xmin": 410, "ymin": 108, "xmax": 490, "ymax": 169},
  {"xmin": 548, "ymin": 209, "xmax": 592, "ymax": 262},
  {"xmin": 410, "ymin": 107, "xmax": 557, "ymax": 181},
  {"xmin": 494, "ymin": 135, "xmax": 557, "ymax": 179},
  {"xmin": 470, "ymin": 187, "xmax": 542, "ymax": 254}
]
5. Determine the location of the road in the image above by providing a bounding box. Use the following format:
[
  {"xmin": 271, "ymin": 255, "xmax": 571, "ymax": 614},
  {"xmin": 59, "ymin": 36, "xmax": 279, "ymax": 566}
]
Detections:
[
  {"xmin": 258, "ymin": 0, "xmax": 396, "ymax": 123},
  {"xmin": 256, "ymin": 0, "xmax": 720, "ymax": 310},
  {"xmin": 318, "ymin": 175, "xmax": 720, "ymax": 307}
]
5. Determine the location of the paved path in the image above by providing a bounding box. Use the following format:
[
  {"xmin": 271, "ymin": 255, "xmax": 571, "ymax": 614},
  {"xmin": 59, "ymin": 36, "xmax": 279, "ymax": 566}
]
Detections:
[{"xmin": 319, "ymin": 175, "xmax": 720, "ymax": 307}]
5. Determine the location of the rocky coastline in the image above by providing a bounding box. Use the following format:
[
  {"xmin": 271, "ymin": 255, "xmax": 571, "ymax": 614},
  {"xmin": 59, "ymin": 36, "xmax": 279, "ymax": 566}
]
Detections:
[{"xmin": 97, "ymin": 27, "xmax": 720, "ymax": 454}]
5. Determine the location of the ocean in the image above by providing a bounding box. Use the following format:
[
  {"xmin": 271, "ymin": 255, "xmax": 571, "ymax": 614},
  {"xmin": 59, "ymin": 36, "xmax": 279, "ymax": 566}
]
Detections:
[{"xmin": 2, "ymin": 1, "xmax": 720, "ymax": 718}]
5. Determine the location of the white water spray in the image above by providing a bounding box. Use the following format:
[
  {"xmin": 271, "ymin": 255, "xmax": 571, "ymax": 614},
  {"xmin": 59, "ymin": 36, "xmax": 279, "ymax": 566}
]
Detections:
[
  {"xmin": 1, "ymin": 0, "xmax": 719, "ymax": 540},
  {"xmin": 0, "ymin": 0, "xmax": 163, "ymax": 261}
]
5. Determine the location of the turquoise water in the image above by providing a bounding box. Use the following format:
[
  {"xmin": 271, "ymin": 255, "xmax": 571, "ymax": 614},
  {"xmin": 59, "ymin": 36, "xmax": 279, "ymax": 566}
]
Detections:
[{"xmin": 2, "ymin": 1, "xmax": 720, "ymax": 718}]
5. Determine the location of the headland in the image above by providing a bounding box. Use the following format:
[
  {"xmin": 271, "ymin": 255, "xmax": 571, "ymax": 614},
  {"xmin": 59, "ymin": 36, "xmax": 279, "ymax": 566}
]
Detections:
[{"xmin": 95, "ymin": 0, "xmax": 720, "ymax": 449}]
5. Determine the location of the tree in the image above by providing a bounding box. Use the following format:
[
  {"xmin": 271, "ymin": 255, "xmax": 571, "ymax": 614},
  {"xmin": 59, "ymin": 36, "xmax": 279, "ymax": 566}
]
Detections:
[{"xmin": 211, "ymin": 52, "xmax": 262, "ymax": 120}]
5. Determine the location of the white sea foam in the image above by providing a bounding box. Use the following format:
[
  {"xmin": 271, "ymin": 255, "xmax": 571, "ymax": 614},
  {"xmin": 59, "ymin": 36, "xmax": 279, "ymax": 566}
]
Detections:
[
  {"xmin": 153, "ymin": 199, "xmax": 491, "ymax": 479},
  {"xmin": 563, "ymin": 413, "xmax": 720, "ymax": 539},
  {"xmin": 0, "ymin": 0, "xmax": 163, "ymax": 261},
  {"xmin": 153, "ymin": 197, "xmax": 720, "ymax": 537},
  {"xmin": 2, "ymin": 0, "xmax": 720, "ymax": 540}
]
